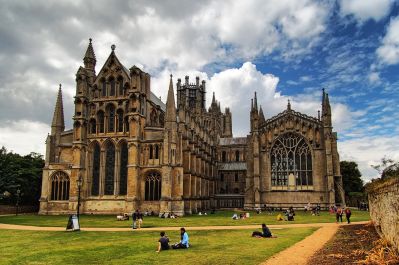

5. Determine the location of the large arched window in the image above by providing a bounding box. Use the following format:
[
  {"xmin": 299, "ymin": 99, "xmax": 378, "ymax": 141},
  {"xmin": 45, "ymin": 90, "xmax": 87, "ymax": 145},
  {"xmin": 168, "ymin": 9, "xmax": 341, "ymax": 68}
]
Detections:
[
  {"xmin": 270, "ymin": 132, "xmax": 312, "ymax": 187},
  {"xmin": 145, "ymin": 172, "xmax": 161, "ymax": 200},
  {"xmin": 119, "ymin": 141, "xmax": 128, "ymax": 195},
  {"xmin": 50, "ymin": 171, "xmax": 70, "ymax": 200},
  {"xmin": 91, "ymin": 142, "xmax": 100, "ymax": 196},
  {"xmin": 107, "ymin": 105, "xmax": 115, "ymax": 132},
  {"xmin": 105, "ymin": 141, "xmax": 115, "ymax": 195},
  {"xmin": 97, "ymin": 111, "xmax": 104, "ymax": 133}
]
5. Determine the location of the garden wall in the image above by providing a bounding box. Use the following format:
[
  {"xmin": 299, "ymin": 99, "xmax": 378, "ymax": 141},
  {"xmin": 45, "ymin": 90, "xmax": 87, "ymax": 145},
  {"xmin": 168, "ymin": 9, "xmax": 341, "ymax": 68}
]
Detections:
[{"xmin": 366, "ymin": 177, "xmax": 399, "ymax": 253}]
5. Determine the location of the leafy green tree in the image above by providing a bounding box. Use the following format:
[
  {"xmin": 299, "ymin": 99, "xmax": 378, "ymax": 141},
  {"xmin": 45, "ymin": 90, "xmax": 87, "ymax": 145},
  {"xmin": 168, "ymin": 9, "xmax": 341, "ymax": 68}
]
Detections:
[
  {"xmin": 340, "ymin": 161, "xmax": 364, "ymax": 196},
  {"xmin": 0, "ymin": 146, "xmax": 44, "ymax": 205}
]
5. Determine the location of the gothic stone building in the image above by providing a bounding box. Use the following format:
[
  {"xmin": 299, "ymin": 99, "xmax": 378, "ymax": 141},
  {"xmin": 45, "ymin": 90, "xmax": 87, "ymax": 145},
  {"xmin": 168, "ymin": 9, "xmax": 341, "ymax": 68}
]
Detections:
[{"xmin": 39, "ymin": 40, "xmax": 344, "ymax": 215}]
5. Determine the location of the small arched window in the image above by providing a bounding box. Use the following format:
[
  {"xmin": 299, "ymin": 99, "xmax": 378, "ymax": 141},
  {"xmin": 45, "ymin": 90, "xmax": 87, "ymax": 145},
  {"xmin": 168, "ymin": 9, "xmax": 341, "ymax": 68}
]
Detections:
[
  {"xmin": 50, "ymin": 171, "xmax": 70, "ymax": 201},
  {"xmin": 101, "ymin": 79, "xmax": 106, "ymax": 97},
  {"xmin": 118, "ymin": 77, "xmax": 124, "ymax": 96},
  {"xmin": 107, "ymin": 105, "xmax": 115, "ymax": 132},
  {"xmin": 109, "ymin": 77, "xmax": 115, "ymax": 96},
  {"xmin": 97, "ymin": 111, "xmax": 104, "ymax": 133},
  {"xmin": 90, "ymin": 119, "xmax": 96, "ymax": 134},
  {"xmin": 222, "ymin": 151, "xmax": 227, "ymax": 162},
  {"xmin": 117, "ymin": 109, "xmax": 124, "ymax": 132},
  {"xmin": 145, "ymin": 172, "xmax": 161, "ymax": 200}
]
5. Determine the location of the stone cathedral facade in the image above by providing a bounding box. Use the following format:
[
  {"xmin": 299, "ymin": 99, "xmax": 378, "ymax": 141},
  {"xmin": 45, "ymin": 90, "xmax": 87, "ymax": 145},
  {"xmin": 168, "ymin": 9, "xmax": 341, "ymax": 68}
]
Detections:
[{"xmin": 39, "ymin": 40, "xmax": 344, "ymax": 215}]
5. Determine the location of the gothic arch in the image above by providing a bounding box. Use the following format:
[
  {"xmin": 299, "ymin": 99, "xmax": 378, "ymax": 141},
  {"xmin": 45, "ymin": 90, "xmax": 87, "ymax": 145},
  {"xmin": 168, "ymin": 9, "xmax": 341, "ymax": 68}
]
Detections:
[
  {"xmin": 144, "ymin": 171, "xmax": 162, "ymax": 201},
  {"xmin": 104, "ymin": 140, "xmax": 115, "ymax": 195},
  {"xmin": 270, "ymin": 132, "xmax": 313, "ymax": 187},
  {"xmin": 49, "ymin": 171, "xmax": 70, "ymax": 201}
]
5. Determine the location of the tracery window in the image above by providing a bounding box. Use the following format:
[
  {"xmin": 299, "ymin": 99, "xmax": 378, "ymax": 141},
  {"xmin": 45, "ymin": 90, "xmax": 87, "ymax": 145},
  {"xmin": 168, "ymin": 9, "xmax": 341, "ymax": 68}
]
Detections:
[
  {"xmin": 144, "ymin": 172, "xmax": 161, "ymax": 200},
  {"xmin": 50, "ymin": 171, "xmax": 70, "ymax": 200},
  {"xmin": 270, "ymin": 132, "xmax": 312, "ymax": 186},
  {"xmin": 104, "ymin": 142, "xmax": 115, "ymax": 195},
  {"xmin": 119, "ymin": 142, "xmax": 128, "ymax": 195},
  {"xmin": 91, "ymin": 142, "xmax": 100, "ymax": 196}
]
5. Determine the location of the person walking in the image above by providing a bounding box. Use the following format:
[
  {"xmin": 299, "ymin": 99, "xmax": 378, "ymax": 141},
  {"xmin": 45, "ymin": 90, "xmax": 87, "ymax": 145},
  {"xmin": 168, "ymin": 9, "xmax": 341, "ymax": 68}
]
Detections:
[
  {"xmin": 336, "ymin": 207, "xmax": 343, "ymax": 223},
  {"xmin": 132, "ymin": 210, "xmax": 138, "ymax": 229},
  {"xmin": 345, "ymin": 207, "xmax": 352, "ymax": 224}
]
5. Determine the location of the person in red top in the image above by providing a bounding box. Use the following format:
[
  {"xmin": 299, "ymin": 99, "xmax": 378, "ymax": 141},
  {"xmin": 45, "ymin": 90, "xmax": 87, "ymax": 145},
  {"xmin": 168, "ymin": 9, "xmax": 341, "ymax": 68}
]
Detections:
[{"xmin": 345, "ymin": 207, "xmax": 352, "ymax": 224}]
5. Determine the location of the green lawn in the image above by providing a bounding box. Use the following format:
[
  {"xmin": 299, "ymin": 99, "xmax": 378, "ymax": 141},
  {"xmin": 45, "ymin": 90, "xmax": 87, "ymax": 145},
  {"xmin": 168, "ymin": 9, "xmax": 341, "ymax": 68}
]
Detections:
[
  {"xmin": 0, "ymin": 210, "xmax": 370, "ymax": 228},
  {"xmin": 0, "ymin": 227, "xmax": 316, "ymax": 265}
]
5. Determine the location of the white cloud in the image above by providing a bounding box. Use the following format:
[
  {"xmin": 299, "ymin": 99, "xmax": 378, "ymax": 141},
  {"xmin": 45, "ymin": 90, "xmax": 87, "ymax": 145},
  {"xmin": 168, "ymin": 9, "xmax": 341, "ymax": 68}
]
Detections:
[
  {"xmin": 339, "ymin": 0, "xmax": 393, "ymax": 22},
  {"xmin": 377, "ymin": 16, "xmax": 399, "ymax": 65},
  {"xmin": 0, "ymin": 120, "xmax": 49, "ymax": 155},
  {"xmin": 339, "ymin": 135, "xmax": 399, "ymax": 181},
  {"xmin": 368, "ymin": 71, "xmax": 381, "ymax": 84}
]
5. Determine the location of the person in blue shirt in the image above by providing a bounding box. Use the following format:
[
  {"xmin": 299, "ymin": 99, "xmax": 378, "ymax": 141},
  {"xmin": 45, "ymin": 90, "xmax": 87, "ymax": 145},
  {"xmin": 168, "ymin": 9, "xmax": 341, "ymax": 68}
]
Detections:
[{"xmin": 172, "ymin": 227, "xmax": 189, "ymax": 249}]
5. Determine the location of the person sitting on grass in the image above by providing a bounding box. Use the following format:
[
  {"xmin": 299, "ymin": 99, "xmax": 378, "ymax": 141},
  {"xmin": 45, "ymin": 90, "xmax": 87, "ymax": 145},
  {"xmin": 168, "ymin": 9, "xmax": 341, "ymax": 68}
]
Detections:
[
  {"xmin": 252, "ymin": 224, "xmax": 277, "ymax": 238},
  {"xmin": 172, "ymin": 228, "xmax": 190, "ymax": 249},
  {"xmin": 156, "ymin": 231, "xmax": 170, "ymax": 253}
]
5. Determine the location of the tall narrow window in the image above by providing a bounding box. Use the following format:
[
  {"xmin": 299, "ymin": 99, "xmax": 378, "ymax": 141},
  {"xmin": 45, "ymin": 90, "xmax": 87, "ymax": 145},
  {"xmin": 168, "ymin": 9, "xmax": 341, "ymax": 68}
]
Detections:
[
  {"xmin": 50, "ymin": 171, "xmax": 70, "ymax": 200},
  {"xmin": 104, "ymin": 142, "xmax": 115, "ymax": 195},
  {"xmin": 235, "ymin": 150, "xmax": 240, "ymax": 162},
  {"xmin": 270, "ymin": 132, "xmax": 312, "ymax": 186},
  {"xmin": 149, "ymin": 145, "xmax": 153, "ymax": 159},
  {"xmin": 118, "ymin": 77, "xmax": 124, "ymax": 96},
  {"xmin": 155, "ymin": 145, "xmax": 159, "ymax": 159},
  {"xmin": 101, "ymin": 79, "xmax": 106, "ymax": 97},
  {"xmin": 235, "ymin": 173, "xmax": 239, "ymax": 182},
  {"xmin": 124, "ymin": 116, "xmax": 129, "ymax": 132},
  {"xmin": 117, "ymin": 110, "xmax": 124, "ymax": 132},
  {"xmin": 107, "ymin": 105, "xmax": 115, "ymax": 132},
  {"xmin": 222, "ymin": 151, "xmax": 227, "ymax": 162},
  {"xmin": 91, "ymin": 143, "xmax": 100, "ymax": 196},
  {"xmin": 144, "ymin": 172, "xmax": 161, "ymax": 200},
  {"xmin": 119, "ymin": 142, "xmax": 128, "ymax": 195},
  {"xmin": 90, "ymin": 119, "xmax": 96, "ymax": 134},
  {"xmin": 98, "ymin": 111, "xmax": 104, "ymax": 133},
  {"xmin": 109, "ymin": 77, "xmax": 115, "ymax": 96}
]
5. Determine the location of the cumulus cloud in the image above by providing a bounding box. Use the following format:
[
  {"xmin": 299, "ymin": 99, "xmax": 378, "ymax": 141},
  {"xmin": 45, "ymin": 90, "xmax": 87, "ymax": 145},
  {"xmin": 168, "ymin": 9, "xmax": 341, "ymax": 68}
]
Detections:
[
  {"xmin": 339, "ymin": 0, "xmax": 393, "ymax": 22},
  {"xmin": 377, "ymin": 16, "xmax": 399, "ymax": 65}
]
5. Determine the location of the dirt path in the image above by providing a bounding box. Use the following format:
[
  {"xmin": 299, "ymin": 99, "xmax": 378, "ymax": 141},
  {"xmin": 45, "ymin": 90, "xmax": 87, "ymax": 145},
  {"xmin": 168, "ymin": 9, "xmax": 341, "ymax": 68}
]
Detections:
[
  {"xmin": 0, "ymin": 221, "xmax": 368, "ymax": 232},
  {"xmin": 261, "ymin": 225, "xmax": 339, "ymax": 265}
]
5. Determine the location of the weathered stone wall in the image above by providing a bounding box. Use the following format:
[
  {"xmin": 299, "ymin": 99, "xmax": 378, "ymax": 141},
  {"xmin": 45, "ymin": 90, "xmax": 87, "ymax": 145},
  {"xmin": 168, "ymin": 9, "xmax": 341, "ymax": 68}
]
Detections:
[{"xmin": 366, "ymin": 177, "xmax": 399, "ymax": 253}]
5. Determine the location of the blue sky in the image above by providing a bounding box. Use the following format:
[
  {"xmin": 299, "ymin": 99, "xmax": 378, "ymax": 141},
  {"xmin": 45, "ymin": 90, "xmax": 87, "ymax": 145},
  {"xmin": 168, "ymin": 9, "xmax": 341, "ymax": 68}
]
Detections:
[{"xmin": 0, "ymin": 0, "xmax": 398, "ymax": 181}]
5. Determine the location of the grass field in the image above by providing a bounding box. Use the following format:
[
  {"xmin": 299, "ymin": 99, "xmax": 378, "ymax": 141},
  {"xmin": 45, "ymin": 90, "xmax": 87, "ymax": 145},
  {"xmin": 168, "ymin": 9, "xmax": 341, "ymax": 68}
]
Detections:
[
  {"xmin": 0, "ymin": 227, "xmax": 317, "ymax": 265},
  {"xmin": 0, "ymin": 210, "xmax": 370, "ymax": 228}
]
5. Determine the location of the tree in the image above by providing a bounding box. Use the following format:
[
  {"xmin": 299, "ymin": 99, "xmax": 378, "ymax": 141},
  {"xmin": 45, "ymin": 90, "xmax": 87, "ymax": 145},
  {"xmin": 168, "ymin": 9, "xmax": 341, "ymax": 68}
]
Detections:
[
  {"xmin": 0, "ymin": 146, "xmax": 44, "ymax": 205},
  {"xmin": 371, "ymin": 156, "xmax": 399, "ymax": 179},
  {"xmin": 340, "ymin": 161, "xmax": 364, "ymax": 196}
]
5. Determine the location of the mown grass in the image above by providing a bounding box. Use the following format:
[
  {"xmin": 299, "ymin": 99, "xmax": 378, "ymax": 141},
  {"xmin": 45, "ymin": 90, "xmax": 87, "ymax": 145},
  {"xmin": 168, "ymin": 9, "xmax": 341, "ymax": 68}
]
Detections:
[
  {"xmin": 0, "ymin": 210, "xmax": 370, "ymax": 228},
  {"xmin": 0, "ymin": 227, "xmax": 316, "ymax": 265}
]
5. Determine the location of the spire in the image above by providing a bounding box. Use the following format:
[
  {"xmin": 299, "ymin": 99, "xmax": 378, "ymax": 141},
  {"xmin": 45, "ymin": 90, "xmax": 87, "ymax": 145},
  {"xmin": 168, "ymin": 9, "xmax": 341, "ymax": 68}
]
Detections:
[
  {"xmin": 259, "ymin": 105, "xmax": 265, "ymax": 123},
  {"xmin": 254, "ymin": 92, "xmax": 258, "ymax": 111},
  {"xmin": 83, "ymin": 38, "xmax": 96, "ymax": 71},
  {"xmin": 165, "ymin": 74, "xmax": 177, "ymax": 122},
  {"xmin": 212, "ymin": 92, "xmax": 216, "ymax": 104},
  {"xmin": 321, "ymin": 88, "xmax": 332, "ymax": 127},
  {"xmin": 51, "ymin": 84, "xmax": 65, "ymax": 134},
  {"xmin": 287, "ymin": 99, "xmax": 291, "ymax": 111}
]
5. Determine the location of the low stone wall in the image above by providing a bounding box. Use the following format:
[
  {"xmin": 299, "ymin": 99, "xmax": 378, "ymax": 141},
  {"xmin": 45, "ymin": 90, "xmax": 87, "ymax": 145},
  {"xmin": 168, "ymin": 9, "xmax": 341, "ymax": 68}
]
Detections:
[{"xmin": 366, "ymin": 177, "xmax": 399, "ymax": 253}]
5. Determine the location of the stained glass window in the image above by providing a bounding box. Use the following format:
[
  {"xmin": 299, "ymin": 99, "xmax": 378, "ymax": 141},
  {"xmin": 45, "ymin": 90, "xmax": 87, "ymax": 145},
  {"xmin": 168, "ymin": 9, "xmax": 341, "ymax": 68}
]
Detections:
[
  {"xmin": 104, "ymin": 142, "xmax": 115, "ymax": 195},
  {"xmin": 119, "ymin": 142, "xmax": 128, "ymax": 195},
  {"xmin": 91, "ymin": 143, "xmax": 100, "ymax": 195}
]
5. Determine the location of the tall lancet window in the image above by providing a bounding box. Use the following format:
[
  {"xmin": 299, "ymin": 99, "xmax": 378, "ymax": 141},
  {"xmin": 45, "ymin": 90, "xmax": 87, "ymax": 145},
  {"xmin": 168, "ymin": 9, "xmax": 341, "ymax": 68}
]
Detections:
[
  {"xmin": 109, "ymin": 77, "xmax": 115, "ymax": 96},
  {"xmin": 104, "ymin": 141, "xmax": 115, "ymax": 195},
  {"xmin": 98, "ymin": 111, "xmax": 104, "ymax": 133},
  {"xmin": 117, "ymin": 109, "xmax": 124, "ymax": 132},
  {"xmin": 101, "ymin": 79, "xmax": 106, "ymax": 97},
  {"xmin": 118, "ymin": 77, "xmax": 124, "ymax": 96},
  {"xmin": 119, "ymin": 142, "xmax": 128, "ymax": 195},
  {"xmin": 107, "ymin": 105, "xmax": 115, "ymax": 133},
  {"xmin": 91, "ymin": 142, "xmax": 100, "ymax": 196},
  {"xmin": 50, "ymin": 171, "xmax": 70, "ymax": 200},
  {"xmin": 270, "ymin": 132, "xmax": 313, "ymax": 187}
]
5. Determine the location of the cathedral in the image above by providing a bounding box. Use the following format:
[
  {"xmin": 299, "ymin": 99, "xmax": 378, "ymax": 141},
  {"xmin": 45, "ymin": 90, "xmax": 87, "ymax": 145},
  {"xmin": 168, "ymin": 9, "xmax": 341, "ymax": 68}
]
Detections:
[{"xmin": 39, "ymin": 40, "xmax": 345, "ymax": 215}]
